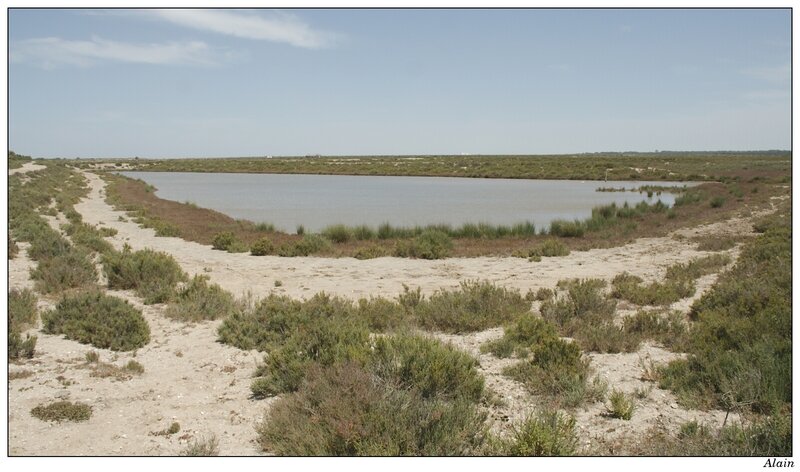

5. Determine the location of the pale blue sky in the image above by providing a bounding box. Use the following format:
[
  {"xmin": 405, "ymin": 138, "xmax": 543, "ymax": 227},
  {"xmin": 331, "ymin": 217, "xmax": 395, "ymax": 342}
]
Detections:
[{"xmin": 8, "ymin": 8, "xmax": 791, "ymax": 158}]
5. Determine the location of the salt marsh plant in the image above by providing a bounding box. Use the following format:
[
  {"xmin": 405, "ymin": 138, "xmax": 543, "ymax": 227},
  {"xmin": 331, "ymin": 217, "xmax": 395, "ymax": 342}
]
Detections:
[
  {"xmin": 165, "ymin": 275, "xmax": 237, "ymax": 322},
  {"xmin": 103, "ymin": 245, "xmax": 187, "ymax": 304},
  {"xmin": 42, "ymin": 291, "xmax": 150, "ymax": 351}
]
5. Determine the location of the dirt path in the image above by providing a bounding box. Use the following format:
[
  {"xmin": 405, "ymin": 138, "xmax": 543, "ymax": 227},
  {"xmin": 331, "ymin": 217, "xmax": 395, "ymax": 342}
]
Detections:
[{"xmin": 75, "ymin": 171, "xmax": 759, "ymax": 302}]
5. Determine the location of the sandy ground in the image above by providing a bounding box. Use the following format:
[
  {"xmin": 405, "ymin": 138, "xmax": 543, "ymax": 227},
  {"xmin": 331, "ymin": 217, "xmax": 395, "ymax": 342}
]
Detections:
[
  {"xmin": 8, "ymin": 162, "xmax": 47, "ymax": 175},
  {"xmin": 8, "ymin": 170, "xmax": 769, "ymax": 456}
]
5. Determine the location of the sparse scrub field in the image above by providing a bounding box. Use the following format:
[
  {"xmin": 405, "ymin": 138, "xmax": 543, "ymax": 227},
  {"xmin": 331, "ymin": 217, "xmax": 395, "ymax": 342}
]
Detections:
[
  {"xmin": 30, "ymin": 401, "xmax": 92, "ymax": 423},
  {"xmin": 164, "ymin": 275, "xmax": 237, "ymax": 322},
  {"xmin": 103, "ymin": 245, "xmax": 187, "ymax": 303},
  {"xmin": 611, "ymin": 254, "xmax": 731, "ymax": 306},
  {"xmin": 660, "ymin": 214, "xmax": 791, "ymax": 417},
  {"xmin": 42, "ymin": 291, "xmax": 150, "ymax": 351},
  {"xmin": 256, "ymin": 333, "xmax": 488, "ymax": 455}
]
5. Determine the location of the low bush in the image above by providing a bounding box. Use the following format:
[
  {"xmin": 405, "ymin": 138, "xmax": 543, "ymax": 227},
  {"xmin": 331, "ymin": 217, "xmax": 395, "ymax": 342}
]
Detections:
[
  {"xmin": 692, "ymin": 234, "xmax": 737, "ymax": 252},
  {"xmin": 9, "ymin": 288, "xmax": 38, "ymax": 332},
  {"xmin": 250, "ymin": 237, "xmax": 275, "ymax": 256},
  {"xmin": 394, "ymin": 229, "xmax": 453, "ymax": 259},
  {"xmin": 42, "ymin": 291, "xmax": 150, "ymax": 351},
  {"xmin": 321, "ymin": 224, "xmax": 353, "ymax": 244},
  {"xmin": 278, "ymin": 234, "xmax": 330, "ymax": 257},
  {"xmin": 540, "ymin": 279, "xmax": 615, "ymax": 333},
  {"xmin": 257, "ymin": 357, "xmax": 487, "ymax": 455},
  {"xmin": 548, "ymin": 219, "xmax": 585, "ymax": 237},
  {"xmin": 27, "ymin": 229, "xmax": 72, "ymax": 262},
  {"xmin": 503, "ymin": 336, "xmax": 589, "ymax": 406},
  {"xmin": 165, "ymin": 275, "xmax": 237, "ymax": 322},
  {"xmin": 250, "ymin": 316, "xmax": 371, "ymax": 397},
  {"xmin": 710, "ymin": 196, "xmax": 726, "ymax": 208},
  {"xmin": 368, "ymin": 334, "xmax": 484, "ymax": 402},
  {"xmin": 211, "ymin": 231, "xmax": 236, "ymax": 251},
  {"xmin": 103, "ymin": 246, "xmax": 187, "ymax": 304},
  {"xmin": 62, "ymin": 222, "xmax": 113, "ymax": 254},
  {"xmin": 412, "ymin": 280, "xmax": 530, "ymax": 333},
  {"xmin": 481, "ymin": 316, "xmax": 559, "ymax": 359},
  {"xmin": 9, "ymin": 234, "xmax": 18, "ymax": 259},
  {"xmin": 30, "ymin": 249, "xmax": 98, "ymax": 294},
  {"xmin": 495, "ymin": 409, "xmax": 577, "ymax": 456},
  {"xmin": 31, "ymin": 401, "xmax": 92, "ymax": 423},
  {"xmin": 621, "ymin": 310, "xmax": 688, "ymax": 351},
  {"xmin": 180, "ymin": 435, "xmax": 220, "ymax": 456},
  {"xmin": 9, "ymin": 332, "xmax": 37, "ymax": 360},
  {"xmin": 607, "ymin": 389, "xmax": 635, "ymax": 420},
  {"xmin": 353, "ymin": 244, "xmax": 389, "ymax": 260},
  {"xmin": 355, "ymin": 297, "xmax": 408, "ymax": 332}
]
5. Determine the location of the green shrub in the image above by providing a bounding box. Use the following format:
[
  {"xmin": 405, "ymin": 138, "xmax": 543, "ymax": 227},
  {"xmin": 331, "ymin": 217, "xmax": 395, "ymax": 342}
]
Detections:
[
  {"xmin": 62, "ymin": 222, "xmax": 113, "ymax": 254},
  {"xmin": 30, "ymin": 249, "xmax": 98, "ymax": 293},
  {"xmin": 541, "ymin": 279, "xmax": 615, "ymax": 332},
  {"xmin": 710, "ymin": 196, "xmax": 726, "ymax": 208},
  {"xmin": 321, "ymin": 224, "xmax": 353, "ymax": 243},
  {"xmin": 9, "ymin": 234, "xmax": 18, "ymax": 259},
  {"xmin": 278, "ymin": 234, "xmax": 330, "ymax": 256},
  {"xmin": 251, "ymin": 316, "xmax": 371, "ymax": 397},
  {"xmin": 394, "ymin": 230, "xmax": 453, "ymax": 259},
  {"xmin": 31, "ymin": 401, "xmax": 92, "ymax": 423},
  {"xmin": 481, "ymin": 316, "xmax": 559, "ymax": 359},
  {"xmin": 165, "ymin": 275, "xmax": 236, "ymax": 322},
  {"xmin": 368, "ymin": 334, "xmax": 484, "ymax": 401},
  {"xmin": 413, "ymin": 280, "xmax": 530, "ymax": 333},
  {"xmin": 607, "ymin": 389, "xmax": 635, "ymax": 420},
  {"xmin": 352, "ymin": 225, "xmax": 376, "ymax": 241},
  {"xmin": 355, "ymin": 297, "xmax": 408, "ymax": 332},
  {"xmin": 497, "ymin": 409, "xmax": 577, "ymax": 456},
  {"xmin": 250, "ymin": 237, "xmax": 275, "ymax": 256},
  {"xmin": 622, "ymin": 310, "xmax": 688, "ymax": 351},
  {"xmin": 9, "ymin": 332, "xmax": 37, "ymax": 360},
  {"xmin": 504, "ymin": 336, "xmax": 589, "ymax": 405},
  {"xmin": 124, "ymin": 360, "xmax": 145, "ymax": 374},
  {"xmin": 534, "ymin": 287, "xmax": 554, "ymax": 301},
  {"xmin": 9, "ymin": 288, "xmax": 38, "ymax": 332},
  {"xmin": 42, "ymin": 291, "xmax": 150, "ymax": 351},
  {"xmin": 103, "ymin": 246, "xmax": 187, "ymax": 304},
  {"xmin": 353, "ymin": 244, "xmax": 388, "ymax": 260},
  {"xmin": 211, "ymin": 231, "xmax": 236, "ymax": 251},
  {"xmin": 549, "ymin": 219, "xmax": 585, "ymax": 237},
  {"xmin": 28, "ymin": 229, "xmax": 72, "ymax": 261},
  {"xmin": 257, "ymin": 361, "xmax": 487, "ymax": 456},
  {"xmin": 180, "ymin": 435, "xmax": 219, "ymax": 456}
]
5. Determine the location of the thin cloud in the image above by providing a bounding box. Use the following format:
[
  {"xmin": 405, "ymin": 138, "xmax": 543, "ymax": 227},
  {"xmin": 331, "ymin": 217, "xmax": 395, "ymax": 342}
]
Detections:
[
  {"xmin": 149, "ymin": 9, "xmax": 338, "ymax": 49},
  {"xmin": 11, "ymin": 36, "xmax": 221, "ymax": 68}
]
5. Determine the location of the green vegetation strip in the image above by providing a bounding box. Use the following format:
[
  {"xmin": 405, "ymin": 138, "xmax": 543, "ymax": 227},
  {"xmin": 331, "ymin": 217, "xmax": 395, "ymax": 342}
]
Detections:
[{"xmin": 87, "ymin": 151, "xmax": 790, "ymax": 182}]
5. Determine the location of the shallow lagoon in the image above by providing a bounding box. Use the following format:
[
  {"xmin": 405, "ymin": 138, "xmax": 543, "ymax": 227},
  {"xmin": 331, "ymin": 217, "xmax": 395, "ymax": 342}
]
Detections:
[{"xmin": 121, "ymin": 172, "xmax": 694, "ymax": 233}]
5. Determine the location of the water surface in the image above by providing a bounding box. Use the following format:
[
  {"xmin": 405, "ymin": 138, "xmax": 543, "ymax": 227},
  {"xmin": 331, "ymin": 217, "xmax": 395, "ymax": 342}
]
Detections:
[{"xmin": 121, "ymin": 172, "xmax": 693, "ymax": 233}]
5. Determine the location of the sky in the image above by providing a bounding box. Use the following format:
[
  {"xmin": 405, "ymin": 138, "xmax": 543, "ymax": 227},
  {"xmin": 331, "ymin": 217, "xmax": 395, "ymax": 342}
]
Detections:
[{"xmin": 7, "ymin": 8, "xmax": 792, "ymax": 158}]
